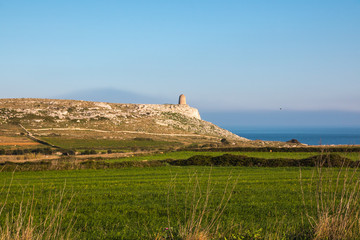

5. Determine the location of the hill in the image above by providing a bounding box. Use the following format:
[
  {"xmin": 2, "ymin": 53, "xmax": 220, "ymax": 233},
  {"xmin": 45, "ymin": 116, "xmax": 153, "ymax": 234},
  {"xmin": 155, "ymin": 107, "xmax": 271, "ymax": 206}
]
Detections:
[{"xmin": 0, "ymin": 98, "xmax": 249, "ymax": 151}]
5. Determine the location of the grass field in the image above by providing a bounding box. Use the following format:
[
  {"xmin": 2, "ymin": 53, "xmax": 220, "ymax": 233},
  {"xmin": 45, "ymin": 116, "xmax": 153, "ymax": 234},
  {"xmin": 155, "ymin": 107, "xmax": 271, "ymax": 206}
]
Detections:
[
  {"xmin": 0, "ymin": 166, "xmax": 320, "ymax": 239},
  {"xmin": 107, "ymin": 150, "xmax": 360, "ymax": 162},
  {"xmin": 1, "ymin": 149, "xmax": 359, "ymax": 239},
  {"xmin": 40, "ymin": 137, "xmax": 182, "ymax": 150}
]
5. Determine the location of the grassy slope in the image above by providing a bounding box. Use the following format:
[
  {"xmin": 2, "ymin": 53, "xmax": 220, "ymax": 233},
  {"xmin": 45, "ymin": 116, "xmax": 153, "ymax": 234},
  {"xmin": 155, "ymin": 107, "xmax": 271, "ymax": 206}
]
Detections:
[{"xmin": 1, "ymin": 166, "xmax": 315, "ymax": 239}]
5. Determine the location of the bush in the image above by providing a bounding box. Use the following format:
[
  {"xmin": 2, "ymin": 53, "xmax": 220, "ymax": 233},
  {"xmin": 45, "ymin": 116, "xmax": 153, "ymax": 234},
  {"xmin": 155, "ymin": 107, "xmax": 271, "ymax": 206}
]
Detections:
[
  {"xmin": 62, "ymin": 149, "xmax": 76, "ymax": 156},
  {"xmin": 287, "ymin": 138, "xmax": 301, "ymax": 144},
  {"xmin": 42, "ymin": 147, "xmax": 53, "ymax": 155},
  {"xmin": 12, "ymin": 149, "xmax": 24, "ymax": 155},
  {"xmin": 89, "ymin": 149, "xmax": 97, "ymax": 154},
  {"xmin": 82, "ymin": 149, "xmax": 97, "ymax": 155},
  {"xmin": 23, "ymin": 149, "xmax": 31, "ymax": 154},
  {"xmin": 166, "ymin": 153, "xmax": 355, "ymax": 168},
  {"xmin": 31, "ymin": 147, "xmax": 53, "ymax": 155}
]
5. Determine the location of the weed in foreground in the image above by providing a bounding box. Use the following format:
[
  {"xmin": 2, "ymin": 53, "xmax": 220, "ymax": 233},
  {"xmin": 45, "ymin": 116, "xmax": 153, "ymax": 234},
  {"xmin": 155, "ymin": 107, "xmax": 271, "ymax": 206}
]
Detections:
[
  {"xmin": 0, "ymin": 173, "xmax": 76, "ymax": 240},
  {"xmin": 162, "ymin": 169, "xmax": 238, "ymax": 240},
  {"xmin": 300, "ymin": 153, "xmax": 360, "ymax": 240}
]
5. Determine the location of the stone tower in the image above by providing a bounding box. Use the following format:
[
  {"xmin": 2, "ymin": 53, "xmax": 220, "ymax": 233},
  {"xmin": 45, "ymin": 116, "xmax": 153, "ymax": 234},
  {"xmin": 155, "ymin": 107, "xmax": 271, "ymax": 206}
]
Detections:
[{"xmin": 178, "ymin": 94, "xmax": 186, "ymax": 105}]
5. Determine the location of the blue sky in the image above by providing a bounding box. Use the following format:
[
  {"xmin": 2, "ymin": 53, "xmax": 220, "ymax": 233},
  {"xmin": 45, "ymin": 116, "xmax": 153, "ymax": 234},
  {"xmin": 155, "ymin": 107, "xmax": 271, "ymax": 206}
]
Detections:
[{"xmin": 1, "ymin": 1, "xmax": 359, "ymax": 116}]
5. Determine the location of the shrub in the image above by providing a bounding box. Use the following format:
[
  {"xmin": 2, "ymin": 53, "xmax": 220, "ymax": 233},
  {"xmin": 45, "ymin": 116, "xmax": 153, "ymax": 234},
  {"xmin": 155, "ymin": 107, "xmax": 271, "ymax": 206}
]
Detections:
[
  {"xmin": 81, "ymin": 149, "xmax": 97, "ymax": 155},
  {"xmin": 89, "ymin": 149, "xmax": 97, "ymax": 154},
  {"xmin": 62, "ymin": 150, "xmax": 75, "ymax": 156},
  {"xmin": 43, "ymin": 147, "xmax": 53, "ymax": 155},
  {"xmin": 23, "ymin": 149, "xmax": 31, "ymax": 154},
  {"xmin": 166, "ymin": 153, "xmax": 355, "ymax": 168},
  {"xmin": 11, "ymin": 149, "xmax": 24, "ymax": 155},
  {"xmin": 287, "ymin": 138, "xmax": 301, "ymax": 144}
]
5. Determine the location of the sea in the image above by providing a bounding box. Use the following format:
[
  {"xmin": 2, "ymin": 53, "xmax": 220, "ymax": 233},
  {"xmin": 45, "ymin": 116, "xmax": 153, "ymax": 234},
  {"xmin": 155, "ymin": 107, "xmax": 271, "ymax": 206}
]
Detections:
[{"xmin": 227, "ymin": 127, "xmax": 360, "ymax": 146}]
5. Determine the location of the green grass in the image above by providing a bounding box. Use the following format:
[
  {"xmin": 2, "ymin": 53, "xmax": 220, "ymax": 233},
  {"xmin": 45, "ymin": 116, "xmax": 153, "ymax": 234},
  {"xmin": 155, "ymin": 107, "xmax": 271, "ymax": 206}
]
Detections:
[
  {"xmin": 40, "ymin": 137, "xmax": 181, "ymax": 150},
  {"xmin": 106, "ymin": 150, "xmax": 360, "ymax": 162},
  {"xmin": 0, "ymin": 166, "xmax": 318, "ymax": 239}
]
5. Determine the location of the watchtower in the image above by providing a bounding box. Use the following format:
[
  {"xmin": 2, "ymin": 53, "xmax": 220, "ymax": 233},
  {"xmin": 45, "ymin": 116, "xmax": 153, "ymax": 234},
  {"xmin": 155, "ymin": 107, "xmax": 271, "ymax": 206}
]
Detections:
[{"xmin": 178, "ymin": 94, "xmax": 186, "ymax": 105}]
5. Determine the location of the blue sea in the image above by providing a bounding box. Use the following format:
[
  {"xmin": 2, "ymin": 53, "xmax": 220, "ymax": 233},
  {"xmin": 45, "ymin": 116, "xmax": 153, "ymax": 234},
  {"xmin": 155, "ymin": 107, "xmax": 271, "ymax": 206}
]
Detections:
[{"xmin": 228, "ymin": 127, "xmax": 360, "ymax": 146}]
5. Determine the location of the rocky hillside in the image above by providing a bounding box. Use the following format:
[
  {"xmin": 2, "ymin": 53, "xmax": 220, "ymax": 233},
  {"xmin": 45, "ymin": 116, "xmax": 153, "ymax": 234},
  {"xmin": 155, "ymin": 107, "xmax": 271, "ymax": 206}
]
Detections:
[{"xmin": 0, "ymin": 98, "xmax": 248, "ymax": 144}]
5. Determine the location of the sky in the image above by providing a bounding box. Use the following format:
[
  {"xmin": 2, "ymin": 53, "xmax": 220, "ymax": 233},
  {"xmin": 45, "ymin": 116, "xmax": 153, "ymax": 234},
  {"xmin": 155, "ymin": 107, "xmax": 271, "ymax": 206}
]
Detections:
[{"xmin": 1, "ymin": 1, "xmax": 360, "ymax": 126}]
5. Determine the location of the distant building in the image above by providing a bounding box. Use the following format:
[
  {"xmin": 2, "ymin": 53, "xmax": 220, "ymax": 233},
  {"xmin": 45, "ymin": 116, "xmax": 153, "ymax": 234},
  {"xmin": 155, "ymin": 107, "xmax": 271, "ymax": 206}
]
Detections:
[{"xmin": 178, "ymin": 94, "xmax": 186, "ymax": 105}]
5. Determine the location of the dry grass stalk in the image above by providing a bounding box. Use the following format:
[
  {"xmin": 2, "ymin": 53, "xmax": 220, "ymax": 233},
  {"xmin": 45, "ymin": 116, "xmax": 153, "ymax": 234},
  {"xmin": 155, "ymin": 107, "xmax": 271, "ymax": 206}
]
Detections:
[
  {"xmin": 300, "ymin": 152, "xmax": 360, "ymax": 240},
  {"xmin": 166, "ymin": 169, "xmax": 238, "ymax": 240},
  {"xmin": 0, "ymin": 174, "xmax": 76, "ymax": 240}
]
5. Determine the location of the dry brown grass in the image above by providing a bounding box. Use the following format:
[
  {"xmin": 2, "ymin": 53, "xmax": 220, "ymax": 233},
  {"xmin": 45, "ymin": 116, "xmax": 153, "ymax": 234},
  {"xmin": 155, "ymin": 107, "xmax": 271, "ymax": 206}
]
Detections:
[
  {"xmin": 0, "ymin": 143, "xmax": 39, "ymax": 146},
  {"xmin": 0, "ymin": 154, "xmax": 58, "ymax": 163}
]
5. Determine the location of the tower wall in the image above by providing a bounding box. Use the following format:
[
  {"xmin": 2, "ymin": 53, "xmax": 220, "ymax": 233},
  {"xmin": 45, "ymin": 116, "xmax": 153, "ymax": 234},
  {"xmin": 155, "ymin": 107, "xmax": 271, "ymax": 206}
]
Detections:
[{"xmin": 179, "ymin": 94, "xmax": 186, "ymax": 105}]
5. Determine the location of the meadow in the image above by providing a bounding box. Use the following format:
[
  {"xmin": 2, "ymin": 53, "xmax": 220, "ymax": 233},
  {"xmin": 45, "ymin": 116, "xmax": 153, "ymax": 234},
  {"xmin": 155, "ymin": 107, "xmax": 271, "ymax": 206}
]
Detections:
[
  {"xmin": 1, "ymin": 147, "xmax": 360, "ymax": 239},
  {"xmin": 0, "ymin": 166, "xmax": 332, "ymax": 239}
]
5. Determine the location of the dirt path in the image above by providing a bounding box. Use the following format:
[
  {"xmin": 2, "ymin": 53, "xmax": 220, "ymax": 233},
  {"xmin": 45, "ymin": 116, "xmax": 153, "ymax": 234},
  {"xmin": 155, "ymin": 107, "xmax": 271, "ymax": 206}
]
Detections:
[{"xmin": 19, "ymin": 124, "xmax": 59, "ymax": 148}]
